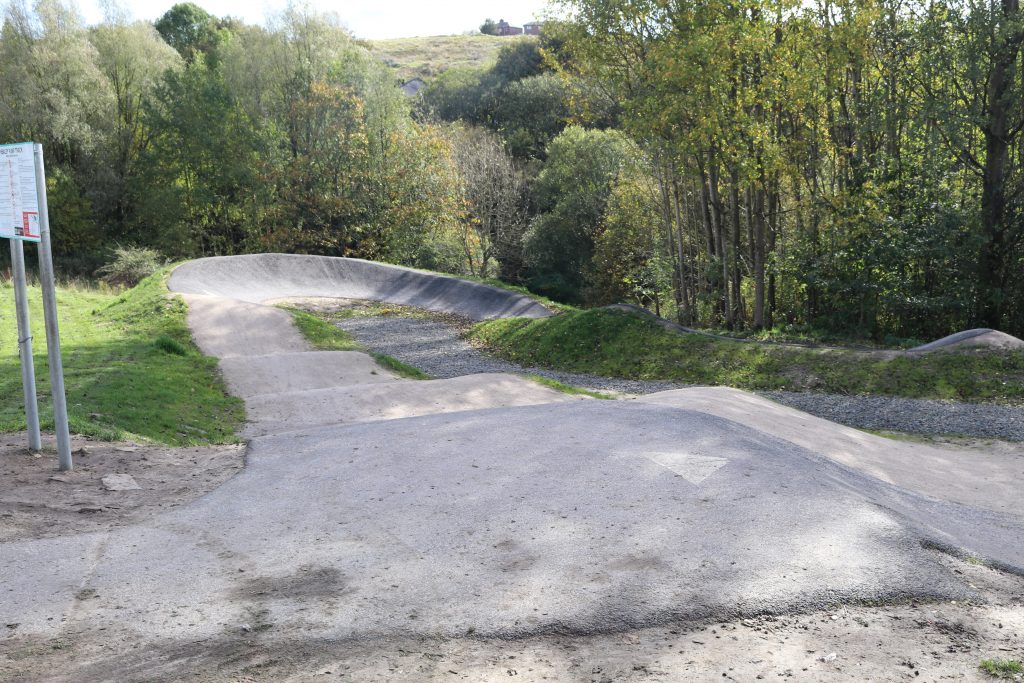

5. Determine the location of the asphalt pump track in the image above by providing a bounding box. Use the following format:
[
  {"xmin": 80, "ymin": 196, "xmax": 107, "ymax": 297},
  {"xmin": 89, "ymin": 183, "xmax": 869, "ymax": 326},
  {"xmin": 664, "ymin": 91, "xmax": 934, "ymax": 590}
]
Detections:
[{"xmin": 1, "ymin": 253, "xmax": 1021, "ymax": 680}]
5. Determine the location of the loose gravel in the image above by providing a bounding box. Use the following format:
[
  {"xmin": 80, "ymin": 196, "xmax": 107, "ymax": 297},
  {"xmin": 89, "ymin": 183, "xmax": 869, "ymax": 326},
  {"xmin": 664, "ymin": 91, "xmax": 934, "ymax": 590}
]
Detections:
[
  {"xmin": 335, "ymin": 316, "xmax": 686, "ymax": 395},
  {"xmin": 763, "ymin": 391, "xmax": 1024, "ymax": 442},
  {"xmin": 336, "ymin": 314, "xmax": 1024, "ymax": 441}
]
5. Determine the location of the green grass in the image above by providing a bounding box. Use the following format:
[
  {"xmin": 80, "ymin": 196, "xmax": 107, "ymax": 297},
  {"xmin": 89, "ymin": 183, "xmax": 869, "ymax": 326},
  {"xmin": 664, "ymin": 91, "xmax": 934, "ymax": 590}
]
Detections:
[
  {"xmin": 281, "ymin": 307, "xmax": 361, "ymax": 350},
  {"xmin": 279, "ymin": 306, "xmax": 431, "ymax": 380},
  {"xmin": 367, "ymin": 34, "xmax": 528, "ymax": 81},
  {"xmin": 980, "ymin": 658, "xmax": 1023, "ymax": 679},
  {"xmin": 369, "ymin": 352, "xmax": 431, "ymax": 380},
  {"xmin": 0, "ymin": 267, "xmax": 244, "ymax": 444},
  {"xmin": 469, "ymin": 308, "xmax": 1024, "ymax": 403},
  {"xmin": 522, "ymin": 374, "xmax": 615, "ymax": 399}
]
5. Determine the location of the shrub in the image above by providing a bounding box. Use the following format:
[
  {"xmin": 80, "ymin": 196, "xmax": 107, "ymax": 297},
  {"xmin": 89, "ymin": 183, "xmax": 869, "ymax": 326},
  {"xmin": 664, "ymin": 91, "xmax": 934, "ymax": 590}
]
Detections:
[{"xmin": 96, "ymin": 246, "xmax": 165, "ymax": 287}]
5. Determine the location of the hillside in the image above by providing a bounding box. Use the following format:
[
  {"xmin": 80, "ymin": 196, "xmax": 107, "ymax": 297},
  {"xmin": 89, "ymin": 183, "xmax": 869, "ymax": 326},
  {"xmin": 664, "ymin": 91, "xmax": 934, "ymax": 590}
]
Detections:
[{"xmin": 367, "ymin": 34, "xmax": 531, "ymax": 82}]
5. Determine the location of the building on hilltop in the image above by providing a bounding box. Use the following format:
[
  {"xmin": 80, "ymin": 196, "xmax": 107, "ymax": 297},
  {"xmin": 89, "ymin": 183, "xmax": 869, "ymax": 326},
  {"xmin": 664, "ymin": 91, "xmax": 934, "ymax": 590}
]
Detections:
[
  {"xmin": 524, "ymin": 22, "xmax": 543, "ymax": 35},
  {"xmin": 496, "ymin": 19, "xmax": 523, "ymax": 36}
]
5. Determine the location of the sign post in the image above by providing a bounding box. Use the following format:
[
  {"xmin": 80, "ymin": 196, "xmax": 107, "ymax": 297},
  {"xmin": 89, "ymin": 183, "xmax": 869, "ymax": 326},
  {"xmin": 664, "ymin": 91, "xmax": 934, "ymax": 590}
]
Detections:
[
  {"xmin": 9, "ymin": 238, "xmax": 41, "ymax": 451},
  {"xmin": 2, "ymin": 141, "xmax": 71, "ymax": 470}
]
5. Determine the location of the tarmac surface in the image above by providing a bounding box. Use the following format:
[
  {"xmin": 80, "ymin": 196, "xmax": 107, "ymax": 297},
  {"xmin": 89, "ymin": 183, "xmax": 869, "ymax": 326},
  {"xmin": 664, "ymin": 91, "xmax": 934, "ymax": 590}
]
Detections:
[{"xmin": 1, "ymin": 254, "xmax": 1021, "ymax": 679}]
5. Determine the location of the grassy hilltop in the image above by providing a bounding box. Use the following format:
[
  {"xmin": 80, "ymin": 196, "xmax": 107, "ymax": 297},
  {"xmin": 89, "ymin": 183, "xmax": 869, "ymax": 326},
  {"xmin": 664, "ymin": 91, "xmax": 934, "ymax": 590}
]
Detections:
[{"xmin": 367, "ymin": 34, "xmax": 529, "ymax": 81}]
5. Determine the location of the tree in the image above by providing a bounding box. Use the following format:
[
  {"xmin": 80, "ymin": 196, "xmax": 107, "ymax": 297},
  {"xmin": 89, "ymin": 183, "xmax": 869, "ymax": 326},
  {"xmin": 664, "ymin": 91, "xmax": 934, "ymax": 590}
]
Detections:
[
  {"xmin": 134, "ymin": 59, "xmax": 262, "ymax": 256},
  {"xmin": 490, "ymin": 73, "xmax": 568, "ymax": 159},
  {"xmin": 89, "ymin": 20, "xmax": 181, "ymax": 233},
  {"xmin": 155, "ymin": 2, "xmax": 222, "ymax": 63},
  {"xmin": 480, "ymin": 18, "xmax": 499, "ymax": 35},
  {"xmin": 448, "ymin": 126, "xmax": 528, "ymax": 278},
  {"xmin": 590, "ymin": 168, "xmax": 672, "ymax": 312},
  {"xmin": 919, "ymin": 0, "xmax": 1024, "ymax": 328},
  {"xmin": 422, "ymin": 67, "xmax": 490, "ymax": 124},
  {"xmin": 523, "ymin": 126, "xmax": 632, "ymax": 302}
]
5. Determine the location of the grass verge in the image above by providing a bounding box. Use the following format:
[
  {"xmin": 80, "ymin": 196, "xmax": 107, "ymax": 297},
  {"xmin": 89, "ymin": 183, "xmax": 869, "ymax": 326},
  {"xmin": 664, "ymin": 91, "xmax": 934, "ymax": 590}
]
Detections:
[
  {"xmin": 0, "ymin": 268, "xmax": 243, "ymax": 444},
  {"xmin": 522, "ymin": 374, "xmax": 615, "ymax": 399},
  {"xmin": 980, "ymin": 658, "xmax": 1023, "ymax": 679},
  {"xmin": 369, "ymin": 353, "xmax": 431, "ymax": 380},
  {"xmin": 469, "ymin": 309, "xmax": 1024, "ymax": 403},
  {"xmin": 281, "ymin": 307, "xmax": 361, "ymax": 350},
  {"xmin": 279, "ymin": 306, "xmax": 431, "ymax": 380}
]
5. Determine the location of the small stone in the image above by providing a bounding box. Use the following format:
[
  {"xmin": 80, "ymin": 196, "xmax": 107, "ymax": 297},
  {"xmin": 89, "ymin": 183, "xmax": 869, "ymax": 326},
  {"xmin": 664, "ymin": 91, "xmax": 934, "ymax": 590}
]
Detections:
[
  {"xmin": 101, "ymin": 474, "xmax": 142, "ymax": 491},
  {"xmin": 819, "ymin": 652, "xmax": 837, "ymax": 663},
  {"xmin": 114, "ymin": 446, "xmax": 138, "ymax": 453}
]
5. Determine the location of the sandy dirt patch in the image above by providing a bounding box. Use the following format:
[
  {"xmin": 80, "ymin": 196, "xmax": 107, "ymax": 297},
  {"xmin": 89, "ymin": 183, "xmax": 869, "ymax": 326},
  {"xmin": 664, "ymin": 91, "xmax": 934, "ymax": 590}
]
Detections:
[{"xmin": 0, "ymin": 432, "xmax": 244, "ymax": 542}]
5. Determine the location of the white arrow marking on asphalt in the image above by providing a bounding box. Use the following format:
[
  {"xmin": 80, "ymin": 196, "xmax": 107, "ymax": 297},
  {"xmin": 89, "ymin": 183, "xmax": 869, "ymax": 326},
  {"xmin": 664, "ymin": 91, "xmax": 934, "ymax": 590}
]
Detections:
[{"xmin": 639, "ymin": 451, "xmax": 728, "ymax": 485}]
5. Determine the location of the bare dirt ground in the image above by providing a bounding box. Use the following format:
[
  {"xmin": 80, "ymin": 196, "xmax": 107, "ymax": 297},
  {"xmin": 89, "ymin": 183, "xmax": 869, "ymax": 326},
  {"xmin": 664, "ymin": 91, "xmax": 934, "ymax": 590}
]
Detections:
[{"xmin": 0, "ymin": 432, "xmax": 244, "ymax": 542}]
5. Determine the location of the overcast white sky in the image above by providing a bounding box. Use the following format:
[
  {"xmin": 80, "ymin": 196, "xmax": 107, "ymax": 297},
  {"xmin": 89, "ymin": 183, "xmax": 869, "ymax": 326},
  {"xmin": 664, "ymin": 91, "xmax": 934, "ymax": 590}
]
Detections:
[{"xmin": 74, "ymin": 0, "xmax": 551, "ymax": 39}]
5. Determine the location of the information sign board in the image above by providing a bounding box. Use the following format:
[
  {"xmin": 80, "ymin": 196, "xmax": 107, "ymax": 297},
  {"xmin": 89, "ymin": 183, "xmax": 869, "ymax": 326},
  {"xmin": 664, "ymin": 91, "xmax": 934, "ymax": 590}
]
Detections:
[{"xmin": 0, "ymin": 142, "xmax": 41, "ymax": 242}]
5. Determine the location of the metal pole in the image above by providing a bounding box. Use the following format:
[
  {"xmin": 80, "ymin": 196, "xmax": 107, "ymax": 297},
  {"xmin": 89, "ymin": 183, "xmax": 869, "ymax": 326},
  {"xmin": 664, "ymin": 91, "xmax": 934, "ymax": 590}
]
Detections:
[
  {"xmin": 33, "ymin": 144, "xmax": 72, "ymax": 471},
  {"xmin": 10, "ymin": 238, "xmax": 41, "ymax": 451}
]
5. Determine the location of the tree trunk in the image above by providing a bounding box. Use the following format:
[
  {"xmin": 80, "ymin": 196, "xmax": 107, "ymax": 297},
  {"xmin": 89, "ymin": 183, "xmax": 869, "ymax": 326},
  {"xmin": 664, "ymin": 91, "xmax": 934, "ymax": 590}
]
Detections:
[
  {"xmin": 752, "ymin": 181, "xmax": 766, "ymax": 330},
  {"xmin": 976, "ymin": 0, "xmax": 1022, "ymax": 328},
  {"xmin": 729, "ymin": 170, "xmax": 744, "ymax": 325},
  {"xmin": 707, "ymin": 153, "xmax": 732, "ymax": 327}
]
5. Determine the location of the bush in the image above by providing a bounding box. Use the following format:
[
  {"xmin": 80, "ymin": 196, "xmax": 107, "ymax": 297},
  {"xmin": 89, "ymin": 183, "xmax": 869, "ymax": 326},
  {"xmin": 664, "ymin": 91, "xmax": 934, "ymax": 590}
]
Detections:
[{"xmin": 96, "ymin": 246, "xmax": 165, "ymax": 287}]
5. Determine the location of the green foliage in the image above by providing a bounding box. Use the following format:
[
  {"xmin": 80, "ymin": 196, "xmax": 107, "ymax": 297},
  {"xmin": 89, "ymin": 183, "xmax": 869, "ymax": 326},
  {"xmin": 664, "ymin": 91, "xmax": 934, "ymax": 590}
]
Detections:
[
  {"xmin": 95, "ymin": 245, "xmax": 166, "ymax": 287},
  {"xmin": 45, "ymin": 166, "xmax": 104, "ymax": 272},
  {"xmin": 490, "ymin": 40, "xmax": 546, "ymax": 82},
  {"xmin": 589, "ymin": 168, "xmax": 672, "ymax": 309},
  {"xmin": 523, "ymin": 126, "xmax": 633, "ymax": 302},
  {"xmin": 154, "ymin": 2, "xmax": 222, "ymax": 62},
  {"xmin": 0, "ymin": 268, "xmax": 243, "ymax": 444},
  {"xmin": 553, "ymin": 0, "xmax": 1024, "ymax": 339},
  {"xmin": 470, "ymin": 309, "xmax": 1024, "ymax": 403},
  {"xmin": 491, "ymin": 73, "xmax": 569, "ymax": 158},
  {"xmin": 0, "ymin": 5, "xmax": 474, "ymax": 279},
  {"xmin": 422, "ymin": 67, "xmax": 491, "ymax": 123},
  {"xmin": 421, "ymin": 38, "xmax": 567, "ymax": 159},
  {"xmin": 480, "ymin": 19, "xmax": 499, "ymax": 36},
  {"xmin": 979, "ymin": 658, "xmax": 1023, "ymax": 679}
]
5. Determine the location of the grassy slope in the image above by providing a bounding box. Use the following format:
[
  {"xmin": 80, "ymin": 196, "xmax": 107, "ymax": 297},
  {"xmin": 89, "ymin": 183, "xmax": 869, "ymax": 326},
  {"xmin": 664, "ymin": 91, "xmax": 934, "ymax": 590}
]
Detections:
[
  {"xmin": 367, "ymin": 34, "xmax": 527, "ymax": 81},
  {"xmin": 470, "ymin": 309, "xmax": 1024, "ymax": 403},
  {"xmin": 0, "ymin": 269, "xmax": 243, "ymax": 444}
]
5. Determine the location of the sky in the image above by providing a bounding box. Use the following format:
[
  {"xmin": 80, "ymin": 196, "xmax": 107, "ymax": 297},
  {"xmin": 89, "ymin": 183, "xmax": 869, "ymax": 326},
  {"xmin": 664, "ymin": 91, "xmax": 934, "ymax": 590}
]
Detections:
[{"xmin": 74, "ymin": 0, "xmax": 552, "ymax": 40}]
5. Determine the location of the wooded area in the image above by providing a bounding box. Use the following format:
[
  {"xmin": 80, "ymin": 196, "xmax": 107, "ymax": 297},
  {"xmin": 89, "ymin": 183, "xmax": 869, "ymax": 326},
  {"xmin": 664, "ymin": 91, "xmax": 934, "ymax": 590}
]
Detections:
[
  {"xmin": 1, "ymin": 0, "xmax": 1021, "ymax": 341},
  {"xmin": 550, "ymin": 0, "xmax": 1024, "ymax": 341}
]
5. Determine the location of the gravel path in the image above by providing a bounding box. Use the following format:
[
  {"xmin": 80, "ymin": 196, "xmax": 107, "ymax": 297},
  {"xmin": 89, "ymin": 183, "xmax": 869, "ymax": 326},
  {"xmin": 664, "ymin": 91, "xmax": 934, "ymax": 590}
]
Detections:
[
  {"xmin": 761, "ymin": 392, "xmax": 1024, "ymax": 442},
  {"xmin": 337, "ymin": 315, "xmax": 1024, "ymax": 441},
  {"xmin": 336, "ymin": 316, "xmax": 686, "ymax": 394}
]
